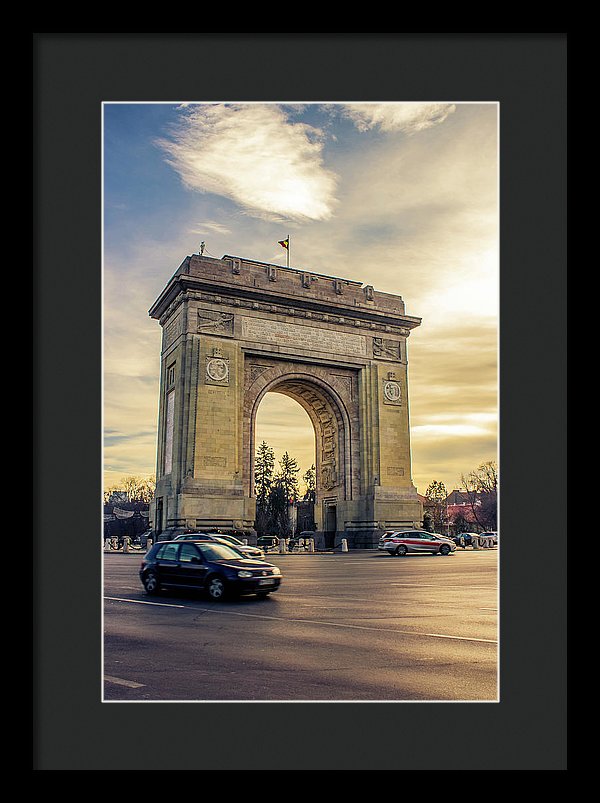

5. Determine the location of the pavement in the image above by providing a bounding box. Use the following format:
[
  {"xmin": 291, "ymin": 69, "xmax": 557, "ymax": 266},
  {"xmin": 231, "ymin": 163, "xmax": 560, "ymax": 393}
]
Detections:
[{"xmin": 104, "ymin": 548, "xmax": 499, "ymax": 703}]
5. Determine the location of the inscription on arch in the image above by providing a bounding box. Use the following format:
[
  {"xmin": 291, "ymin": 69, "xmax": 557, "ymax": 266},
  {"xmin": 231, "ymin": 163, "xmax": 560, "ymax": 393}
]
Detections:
[{"xmin": 241, "ymin": 317, "xmax": 366, "ymax": 357}]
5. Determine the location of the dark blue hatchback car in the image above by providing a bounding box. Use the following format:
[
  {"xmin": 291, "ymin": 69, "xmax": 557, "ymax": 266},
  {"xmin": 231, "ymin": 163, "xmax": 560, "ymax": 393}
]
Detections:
[{"xmin": 140, "ymin": 540, "xmax": 282, "ymax": 600}]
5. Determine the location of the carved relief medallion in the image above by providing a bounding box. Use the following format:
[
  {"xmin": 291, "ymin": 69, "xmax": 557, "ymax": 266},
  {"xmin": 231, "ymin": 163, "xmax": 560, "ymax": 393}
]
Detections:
[
  {"xmin": 383, "ymin": 380, "xmax": 401, "ymax": 405},
  {"xmin": 206, "ymin": 357, "xmax": 230, "ymax": 385}
]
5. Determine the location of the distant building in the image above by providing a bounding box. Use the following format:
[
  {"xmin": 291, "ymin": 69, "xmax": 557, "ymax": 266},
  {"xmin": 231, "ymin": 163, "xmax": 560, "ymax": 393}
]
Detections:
[
  {"xmin": 417, "ymin": 493, "xmax": 430, "ymax": 509},
  {"xmin": 445, "ymin": 489, "xmax": 496, "ymax": 532},
  {"xmin": 417, "ymin": 489, "xmax": 495, "ymax": 533},
  {"xmin": 446, "ymin": 489, "xmax": 483, "ymax": 507}
]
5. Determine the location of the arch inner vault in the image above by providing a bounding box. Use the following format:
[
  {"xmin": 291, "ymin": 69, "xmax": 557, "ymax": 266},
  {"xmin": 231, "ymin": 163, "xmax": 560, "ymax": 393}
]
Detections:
[{"xmin": 149, "ymin": 253, "xmax": 423, "ymax": 547}]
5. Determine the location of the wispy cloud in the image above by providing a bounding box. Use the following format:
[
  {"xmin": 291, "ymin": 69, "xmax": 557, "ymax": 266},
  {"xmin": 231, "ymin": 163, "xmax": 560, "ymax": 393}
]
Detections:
[
  {"xmin": 157, "ymin": 104, "xmax": 338, "ymax": 222},
  {"xmin": 339, "ymin": 102, "xmax": 456, "ymax": 134},
  {"xmin": 188, "ymin": 220, "xmax": 232, "ymax": 235}
]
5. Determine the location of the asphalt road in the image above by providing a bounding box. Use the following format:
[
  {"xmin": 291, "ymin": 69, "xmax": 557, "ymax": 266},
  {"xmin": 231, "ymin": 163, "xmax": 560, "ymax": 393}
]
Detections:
[{"xmin": 103, "ymin": 549, "xmax": 498, "ymax": 702}]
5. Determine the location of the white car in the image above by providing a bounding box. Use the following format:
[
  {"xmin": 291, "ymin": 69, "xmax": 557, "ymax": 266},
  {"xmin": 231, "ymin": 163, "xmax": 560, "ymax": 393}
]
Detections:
[
  {"xmin": 174, "ymin": 532, "xmax": 265, "ymax": 560},
  {"xmin": 378, "ymin": 529, "xmax": 456, "ymax": 556},
  {"xmin": 480, "ymin": 531, "xmax": 498, "ymax": 546}
]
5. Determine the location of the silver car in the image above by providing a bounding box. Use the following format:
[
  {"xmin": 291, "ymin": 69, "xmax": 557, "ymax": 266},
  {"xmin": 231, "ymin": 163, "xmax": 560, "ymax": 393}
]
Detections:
[{"xmin": 174, "ymin": 532, "xmax": 265, "ymax": 560}]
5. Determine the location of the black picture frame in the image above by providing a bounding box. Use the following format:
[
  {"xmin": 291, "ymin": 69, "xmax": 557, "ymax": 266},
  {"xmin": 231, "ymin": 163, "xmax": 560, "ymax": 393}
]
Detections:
[{"xmin": 34, "ymin": 33, "xmax": 567, "ymax": 771}]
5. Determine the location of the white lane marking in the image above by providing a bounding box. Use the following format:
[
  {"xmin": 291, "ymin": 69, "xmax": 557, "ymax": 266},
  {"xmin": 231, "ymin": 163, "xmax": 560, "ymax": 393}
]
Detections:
[
  {"xmin": 423, "ymin": 633, "xmax": 497, "ymax": 643},
  {"xmin": 285, "ymin": 593, "xmax": 376, "ymax": 603},
  {"xmin": 389, "ymin": 584, "xmax": 495, "ymax": 590},
  {"xmin": 104, "ymin": 596, "xmax": 186, "ymax": 609},
  {"xmin": 104, "ymin": 596, "xmax": 497, "ymax": 644},
  {"xmin": 104, "ymin": 675, "xmax": 146, "ymax": 688}
]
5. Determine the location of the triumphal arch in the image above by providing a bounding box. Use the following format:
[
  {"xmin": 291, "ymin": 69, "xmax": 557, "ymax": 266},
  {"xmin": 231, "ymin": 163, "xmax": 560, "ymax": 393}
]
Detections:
[{"xmin": 149, "ymin": 253, "xmax": 422, "ymax": 547}]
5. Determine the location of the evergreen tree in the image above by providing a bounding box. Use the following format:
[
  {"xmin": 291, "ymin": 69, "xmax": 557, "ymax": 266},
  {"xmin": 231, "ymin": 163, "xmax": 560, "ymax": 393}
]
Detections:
[
  {"xmin": 303, "ymin": 464, "xmax": 316, "ymax": 502},
  {"xmin": 255, "ymin": 441, "xmax": 275, "ymax": 504},
  {"xmin": 275, "ymin": 451, "xmax": 300, "ymax": 503},
  {"xmin": 254, "ymin": 441, "xmax": 275, "ymax": 535},
  {"xmin": 268, "ymin": 478, "xmax": 292, "ymax": 537}
]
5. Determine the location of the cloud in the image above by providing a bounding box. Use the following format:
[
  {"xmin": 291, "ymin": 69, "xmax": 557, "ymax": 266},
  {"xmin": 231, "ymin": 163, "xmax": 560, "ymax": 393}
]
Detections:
[
  {"xmin": 188, "ymin": 220, "xmax": 232, "ymax": 235},
  {"xmin": 157, "ymin": 104, "xmax": 338, "ymax": 222},
  {"xmin": 339, "ymin": 102, "xmax": 456, "ymax": 134}
]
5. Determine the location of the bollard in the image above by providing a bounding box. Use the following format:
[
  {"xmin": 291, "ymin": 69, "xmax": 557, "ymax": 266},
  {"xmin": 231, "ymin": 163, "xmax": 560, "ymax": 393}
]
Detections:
[
  {"xmin": 123, "ymin": 536, "xmax": 130, "ymax": 553},
  {"xmin": 111, "ymin": 537, "xmax": 118, "ymax": 550},
  {"xmin": 341, "ymin": 538, "xmax": 349, "ymax": 553},
  {"xmin": 472, "ymin": 536, "xmax": 480, "ymax": 550},
  {"xmin": 146, "ymin": 539, "xmax": 153, "ymax": 552},
  {"xmin": 308, "ymin": 538, "xmax": 315, "ymax": 553},
  {"xmin": 279, "ymin": 538, "xmax": 287, "ymax": 553}
]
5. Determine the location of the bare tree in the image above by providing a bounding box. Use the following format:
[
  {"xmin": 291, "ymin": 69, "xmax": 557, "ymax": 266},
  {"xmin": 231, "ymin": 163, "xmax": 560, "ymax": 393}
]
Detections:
[
  {"xmin": 460, "ymin": 461, "xmax": 498, "ymax": 531},
  {"xmin": 104, "ymin": 475, "xmax": 156, "ymax": 504},
  {"xmin": 425, "ymin": 480, "xmax": 448, "ymax": 533}
]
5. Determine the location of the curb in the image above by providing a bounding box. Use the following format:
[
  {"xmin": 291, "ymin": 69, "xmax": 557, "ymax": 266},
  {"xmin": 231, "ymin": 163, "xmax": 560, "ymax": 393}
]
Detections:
[{"xmin": 103, "ymin": 549, "xmax": 382, "ymax": 557}]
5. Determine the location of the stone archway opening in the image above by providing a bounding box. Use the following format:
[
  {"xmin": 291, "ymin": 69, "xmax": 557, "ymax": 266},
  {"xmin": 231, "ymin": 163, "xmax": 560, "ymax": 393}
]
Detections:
[
  {"xmin": 254, "ymin": 391, "xmax": 316, "ymax": 535},
  {"xmin": 246, "ymin": 370, "xmax": 355, "ymax": 539},
  {"xmin": 255, "ymin": 391, "xmax": 316, "ymax": 490}
]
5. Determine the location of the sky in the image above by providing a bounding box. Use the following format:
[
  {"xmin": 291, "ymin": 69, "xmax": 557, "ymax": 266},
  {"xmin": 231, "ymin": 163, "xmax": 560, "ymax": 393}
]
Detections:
[{"xmin": 103, "ymin": 101, "xmax": 498, "ymax": 496}]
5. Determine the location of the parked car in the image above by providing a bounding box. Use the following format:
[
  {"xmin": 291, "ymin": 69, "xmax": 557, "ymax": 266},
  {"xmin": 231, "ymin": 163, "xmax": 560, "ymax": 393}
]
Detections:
[
  {"xmin": 173, "ymin": 532, "xmax": 265, "ymax": 559},
  {"xmin": 480, "ymin": 531, "xmax": 498, "ymax": 546},
  {"xmin": 451, "ymin": 532, "xmax": 478, "ymax": 548},
  {"xmin": 257, "ymin": 535, "xmax": 281, "ymax": 552},
  {"xmin": 451, "ymin": 532, "xmax": 496, "ymax": 548},
  {"xmin": 139, "ymin": 529, "xmax": 153, "ymax": 549},
  {"xmin": 378, "ymin": 529, "xmax": 456, "ymax": 556},
  {"xmin": 207, "ymin": 533, "xmax": 265, "ymax": 559},
  {"xmin": 173, "ymin": 532, "xmax": 223, "ymax": 542},
  {"xmin": 140, "ymin": 540, "xmax": 282, "ymax": 600}
]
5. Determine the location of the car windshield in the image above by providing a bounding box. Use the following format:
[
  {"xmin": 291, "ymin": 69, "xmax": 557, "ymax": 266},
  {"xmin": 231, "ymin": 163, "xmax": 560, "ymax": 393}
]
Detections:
[
  {"xmin": 197, "ymin": 543, "xmax": 247, "ymax": 562},
  {"xmin": 176, "ymin": 534, "xmax": 213, "ymax": 541},
  {"xmin": 218, "ymin": 535, "xmax": 243, "ymax": 546}
]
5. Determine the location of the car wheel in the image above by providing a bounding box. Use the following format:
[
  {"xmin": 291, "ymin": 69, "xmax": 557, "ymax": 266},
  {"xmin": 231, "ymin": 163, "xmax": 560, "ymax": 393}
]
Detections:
[
  {"xmin": 440, "ymin": 544, "xmax": 451, "ymax": 556},
  {"xmin": 395, "ymin": 545, "xmax": 408, "ymax": 557},
  {"xmin": 143, "ymin": 572, "xmax": 160, "ymax": 595},
  {"xmin": 207, "ymin": 575, "xmax": 227, "ymax": 601}
]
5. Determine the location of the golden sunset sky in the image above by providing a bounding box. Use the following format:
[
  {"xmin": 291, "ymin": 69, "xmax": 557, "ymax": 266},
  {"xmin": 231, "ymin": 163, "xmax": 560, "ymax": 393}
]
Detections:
[{"xmin": 104, "ymin": 102, "xmax": 498, "ymax": 496}]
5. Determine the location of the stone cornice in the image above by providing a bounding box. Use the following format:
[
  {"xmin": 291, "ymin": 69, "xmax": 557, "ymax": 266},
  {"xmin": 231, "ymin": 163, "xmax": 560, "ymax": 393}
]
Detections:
[{"xmin": 150, "ymin": 258, "xmax": 421, "ymax": 335}]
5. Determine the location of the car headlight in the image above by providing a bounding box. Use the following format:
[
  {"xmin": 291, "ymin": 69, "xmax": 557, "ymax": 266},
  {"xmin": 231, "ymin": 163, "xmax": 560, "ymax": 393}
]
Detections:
[
  {"xmin": 238, "ymin": 570, "xmax": 253, "ymax": 578},
  {"xmin": 270, "ymin": 567, "xmax": 281, "ymax": 576}
]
